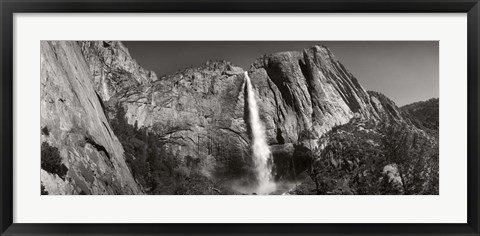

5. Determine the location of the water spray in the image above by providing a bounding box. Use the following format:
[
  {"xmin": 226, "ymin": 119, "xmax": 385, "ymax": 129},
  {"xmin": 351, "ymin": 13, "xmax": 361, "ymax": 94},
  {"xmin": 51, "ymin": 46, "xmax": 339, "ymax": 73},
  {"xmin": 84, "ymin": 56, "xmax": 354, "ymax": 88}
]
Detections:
[{"xmin": 244, "ymin": 72, "xmax": 276, "ymax": 194}]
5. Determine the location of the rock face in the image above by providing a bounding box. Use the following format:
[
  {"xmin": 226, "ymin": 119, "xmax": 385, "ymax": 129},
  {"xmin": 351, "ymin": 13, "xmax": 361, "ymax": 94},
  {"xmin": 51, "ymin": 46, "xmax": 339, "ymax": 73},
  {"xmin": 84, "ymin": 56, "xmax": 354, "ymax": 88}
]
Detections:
[
  {"xmin": 117, "ymin": 61, "xmax": 251, "ymax": 180},
  {"xmin": 41, "ymin": 41, "xmax": 141, "ymax": 194},
  {"xmin": 368, "ymin": 91, "xmax": 408, "ymax": 124},
  {"xmin": 81, "ymin": 41, "xmax": 157, "ymax": 101},
  {"xmin": 248, "ymin": 46, "xmax": 380, "ymax": 146}
]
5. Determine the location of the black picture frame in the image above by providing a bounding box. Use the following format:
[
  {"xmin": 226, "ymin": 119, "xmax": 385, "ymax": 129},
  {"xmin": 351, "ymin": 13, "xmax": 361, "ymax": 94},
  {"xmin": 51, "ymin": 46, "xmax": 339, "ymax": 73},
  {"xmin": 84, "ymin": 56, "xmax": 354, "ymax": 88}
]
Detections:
[{"xmin": 1, "ymin": 0, "xmax": 479, "ymax": 235}]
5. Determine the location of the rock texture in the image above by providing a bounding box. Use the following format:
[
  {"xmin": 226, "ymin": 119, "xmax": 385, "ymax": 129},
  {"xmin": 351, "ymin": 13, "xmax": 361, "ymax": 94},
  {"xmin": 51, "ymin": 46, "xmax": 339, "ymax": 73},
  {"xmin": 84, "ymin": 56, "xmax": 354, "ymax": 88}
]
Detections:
[
  {"xmin": 368, "ymin": 91, "xmax": 408, "ymax": 124},
  {"xmin": 118, "ymin": 61, "xmax": 251, "ymax": 179},
  {"xmin": 81, "ymin": 41, "xmax": 157, "ymax": 101},
  {"xmin": 248, "ymin": 46, "xmax": 380, "ymax": 147},
  {"xmin": 41, "ymin": 41, "xmax": 141, "ymax": 194}
]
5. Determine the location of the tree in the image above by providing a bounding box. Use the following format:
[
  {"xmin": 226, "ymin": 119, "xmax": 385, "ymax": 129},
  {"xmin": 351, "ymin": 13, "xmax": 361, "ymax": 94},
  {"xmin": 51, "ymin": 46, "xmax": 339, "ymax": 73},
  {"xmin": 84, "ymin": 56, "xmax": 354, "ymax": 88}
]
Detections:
[
  {"xmin": 380, "ymin": 123, "xmax": 439, "ymax": 194},
  {"xmin": 297, "ymin": 129, "xmax": 321, "ymax": 193},
  {"xmin": 41, "ymin": 142, "xmax": 68, "ymax": 179}
]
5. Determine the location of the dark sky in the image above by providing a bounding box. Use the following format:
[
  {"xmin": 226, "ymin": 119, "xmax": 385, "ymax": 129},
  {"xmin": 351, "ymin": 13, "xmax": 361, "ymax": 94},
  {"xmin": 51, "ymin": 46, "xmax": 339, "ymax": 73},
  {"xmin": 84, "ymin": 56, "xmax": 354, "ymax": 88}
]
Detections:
[{"xmin": 123, "ymin": 41, "xmax": 438, "ymax": 106}]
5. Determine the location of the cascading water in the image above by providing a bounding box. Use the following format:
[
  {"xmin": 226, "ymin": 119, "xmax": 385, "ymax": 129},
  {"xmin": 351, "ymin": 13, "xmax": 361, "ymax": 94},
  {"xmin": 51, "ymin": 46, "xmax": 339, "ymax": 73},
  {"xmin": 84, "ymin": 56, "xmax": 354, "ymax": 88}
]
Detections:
[{"xmin": 244, "ymin": 72, "xmax": 276, "ymax": 194}]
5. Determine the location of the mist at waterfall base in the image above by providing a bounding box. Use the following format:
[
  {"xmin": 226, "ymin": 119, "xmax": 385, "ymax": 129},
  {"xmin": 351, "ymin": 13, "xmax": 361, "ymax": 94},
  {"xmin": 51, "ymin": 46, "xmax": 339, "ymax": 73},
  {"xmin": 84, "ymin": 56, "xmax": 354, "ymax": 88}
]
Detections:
[{"xmin": 234, "ymin": 72, "xmax": 277, "ymax": 195}]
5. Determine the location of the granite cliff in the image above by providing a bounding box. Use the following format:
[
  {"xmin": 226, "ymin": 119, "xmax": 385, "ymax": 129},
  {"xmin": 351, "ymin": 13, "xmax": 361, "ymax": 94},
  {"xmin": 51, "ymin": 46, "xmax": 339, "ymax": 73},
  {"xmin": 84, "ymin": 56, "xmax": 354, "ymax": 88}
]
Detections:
[{"xmin": 40, "ymin": 41, "xmax": 141, "ymax": 194}]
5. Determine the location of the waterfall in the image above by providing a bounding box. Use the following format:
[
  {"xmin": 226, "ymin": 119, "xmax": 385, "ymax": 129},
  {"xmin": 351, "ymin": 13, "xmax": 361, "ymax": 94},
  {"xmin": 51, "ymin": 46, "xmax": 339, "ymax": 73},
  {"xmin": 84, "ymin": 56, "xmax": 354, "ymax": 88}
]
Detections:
[
  {"xmin": 102, "ymin": 72, "xmax": 110, "ymax": 101},
  {"xmin": 244, "ymin": 72, "xmax": 276, "ymax": 194}
]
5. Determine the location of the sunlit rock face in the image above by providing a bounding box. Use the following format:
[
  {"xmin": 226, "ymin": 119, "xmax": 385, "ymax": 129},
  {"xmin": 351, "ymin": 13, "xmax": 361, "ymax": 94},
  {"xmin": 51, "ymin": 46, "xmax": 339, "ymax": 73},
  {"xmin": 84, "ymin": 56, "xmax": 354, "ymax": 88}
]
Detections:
[
  {"xmin": 248, "ymin": 45, "xmax": 379, "ymax": 147},
  {"xmin": 368, "ymin": 91, "xmax": 408, "ymax": 124},
  {"xmin": 40, "ymin": 41, "xmax": 142, "ymax": 194}
]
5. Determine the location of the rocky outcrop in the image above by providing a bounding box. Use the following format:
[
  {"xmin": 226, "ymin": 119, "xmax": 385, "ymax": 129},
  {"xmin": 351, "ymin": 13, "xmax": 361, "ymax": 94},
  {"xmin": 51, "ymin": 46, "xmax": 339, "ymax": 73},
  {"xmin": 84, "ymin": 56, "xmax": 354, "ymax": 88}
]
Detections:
[
  {"xmin": 368, "ymin": 91, "xmax": 407, "ymax": 124},
  {"xmin": 41, "ymin": 41, "xmax": 142, "ymax": 194},
  {"xmin": 248, "ymin": 46, "xmax": 380, "ymax": 147},
  {"xmin": 81, "ymin": 41, "xmax": 158, "ymax": 101}
]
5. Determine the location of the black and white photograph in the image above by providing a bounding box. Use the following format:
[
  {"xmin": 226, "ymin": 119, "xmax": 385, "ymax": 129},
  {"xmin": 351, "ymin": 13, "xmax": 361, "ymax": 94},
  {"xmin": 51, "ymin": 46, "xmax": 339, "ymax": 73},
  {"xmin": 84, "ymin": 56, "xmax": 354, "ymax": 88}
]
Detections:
[{"xmin": 40, "ymin": 41, "xmax": 439, "ymax": 195}]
